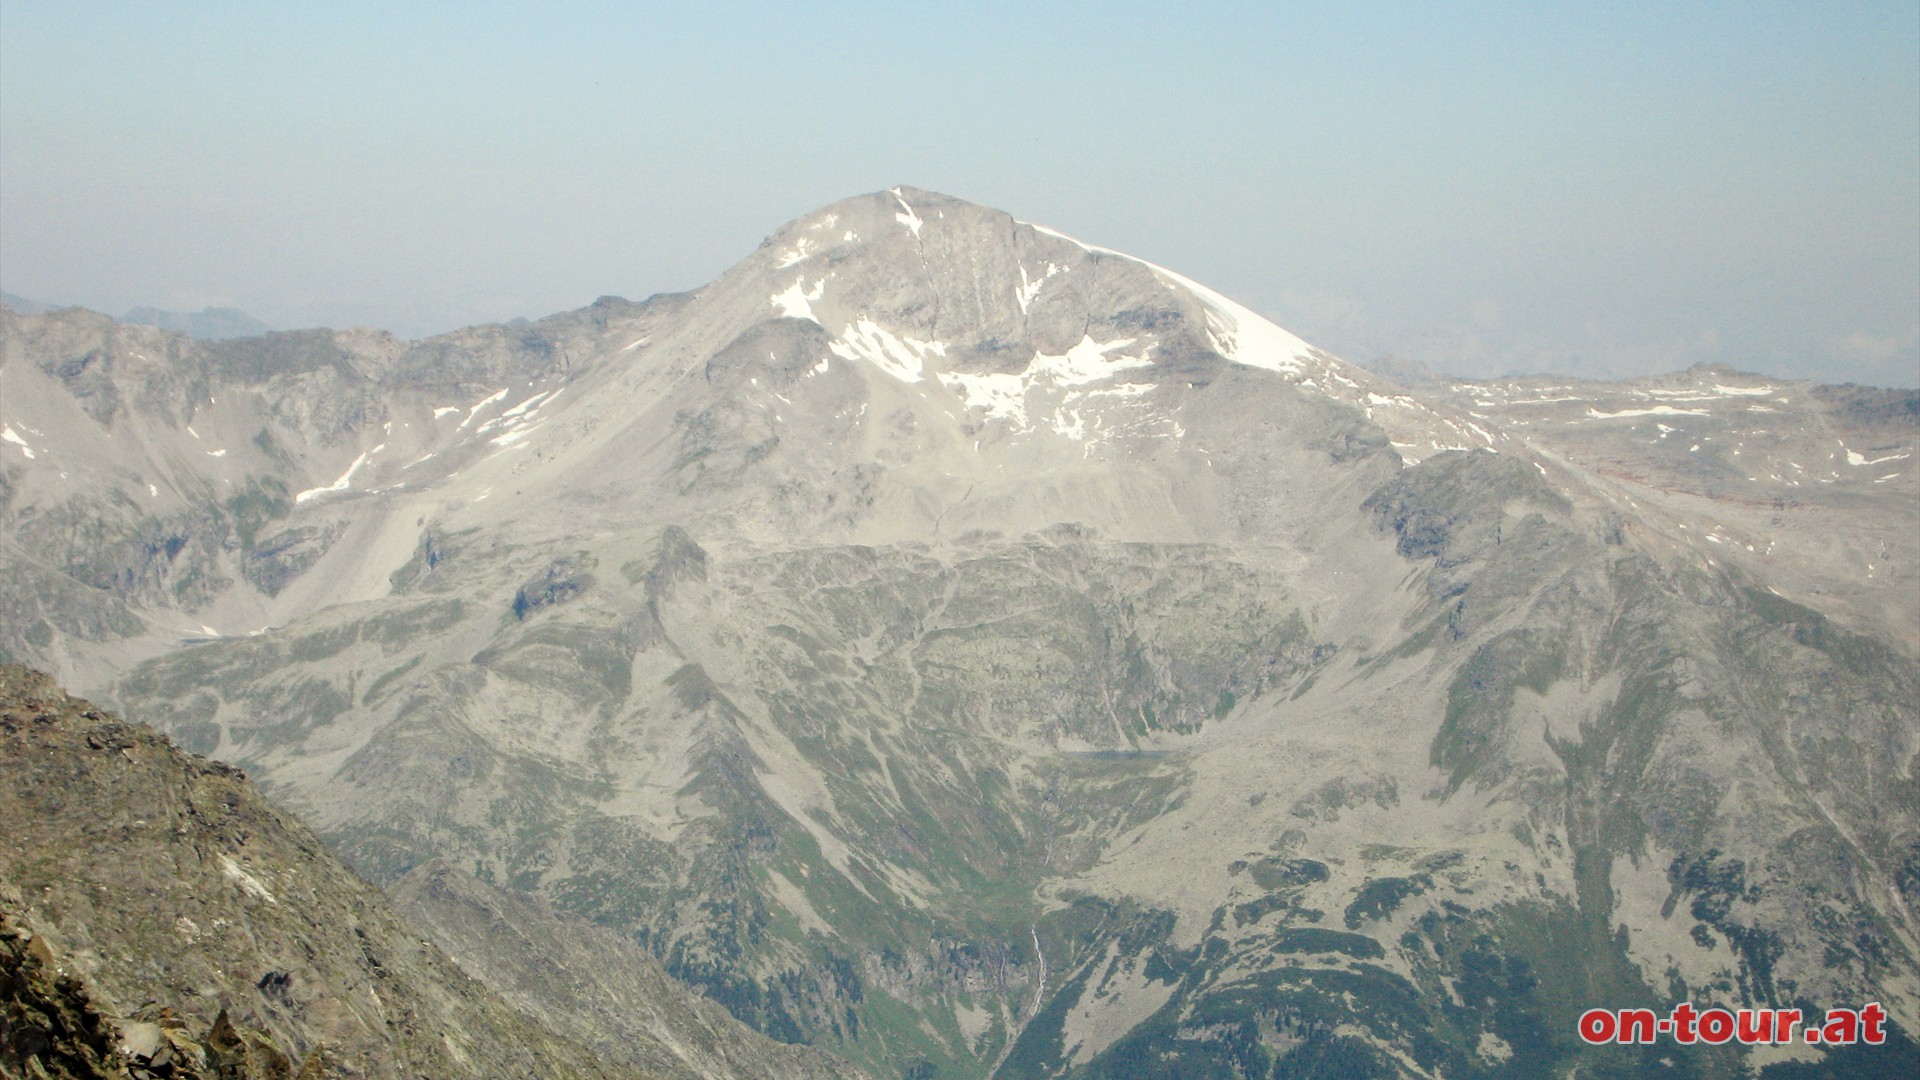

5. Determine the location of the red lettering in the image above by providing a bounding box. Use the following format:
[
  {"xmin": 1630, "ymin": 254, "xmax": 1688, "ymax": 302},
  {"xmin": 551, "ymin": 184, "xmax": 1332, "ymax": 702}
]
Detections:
[
  {"xmin": 1821, "ymin": 1009, "xmax": 1860, "ymax": 1045},
  {"xmin": 1571, "ymin": 1002, "xmax": 1884, "ymax": 1046},
  {"xmin": 1698, "ymin": 1008, "xmax": 1735, "ymax": 1044},
  {"xmin": 1671, "ymin": 1002, "xmax": 1699, "ymax": 1044},
  {"xmin": 1861, "ymin": 1002, "xmax": 1887, "ymax": 1045},
  {"xmin": 1617, "ymin": 1008, "xmax": 1657, "ymax": 1044},
  {"xmin": 1578, "ymin": 1008, "xmax": 1616, "ymax": 1045}
]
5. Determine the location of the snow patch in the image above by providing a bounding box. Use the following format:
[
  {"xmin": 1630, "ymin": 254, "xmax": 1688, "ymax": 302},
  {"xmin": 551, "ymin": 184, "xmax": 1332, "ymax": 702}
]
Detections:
[
  {"xmin": 937, "ymin": 336, "xmax": 1153, "ymax": 434},
  {"xmin": 1077, "ymin": 382, "xmax": 1153, "ymax": 400},
  {"xmin": 1845, "ymin": 447, "xmax": 1910, "ymax": 467},
  {"xmin": 1644, "ymin": 384, "xmax": 1777, "ymax": 400},
  {"xmin": 432, "ymin": 406, "xmax": 459, "ymax": 419},
  {"xmin": 1584, "ymin": 405, "xmax": 1710, "ymax": 419},
  {"xmin": 772, "ymin": 277, "xmax": 827, "ymax": 323},
  {"xmin": 1, "ymin": 426, "xmax": 33, "ymax": 459},
  {"xmin": 828, "ymin": 319, "xmax": 946, "ymax": 383}
]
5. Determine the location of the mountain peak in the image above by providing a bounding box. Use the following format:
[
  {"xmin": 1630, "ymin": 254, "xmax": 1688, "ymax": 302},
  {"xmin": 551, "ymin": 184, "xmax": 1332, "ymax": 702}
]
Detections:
[
  {"xmin": 3, "ymin": 189, "xmax": 1916, "ymax": 1079},
  {"xmin": 723, "ymin": 186, "xmax": 1502, "ymax": 490},
  {"xmin": 753, "ymin": 184, "xmax": 1350, "ymax": 384}
]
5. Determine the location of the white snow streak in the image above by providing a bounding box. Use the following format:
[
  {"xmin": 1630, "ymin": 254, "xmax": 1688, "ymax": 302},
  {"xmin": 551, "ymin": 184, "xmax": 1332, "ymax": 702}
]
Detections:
[
  {"xmin": 501, "ymin": 390, "xmax": 553, "ymax": 419},
  {"xmin": 891, "ymin": 188, "xmax": 925, "ymax": 238},
  {"xmin": 1583, "ymin": 405, "xmax": 1710, "ymax": 419},
  {"xmin": 459, "ymin": 388, "xmax": 509, "ymax": 429},
  {"xmin": 1024, "ymin": 222, "xmax": 1315, "ymax": 373},
  {"xmin": 295, "ymin": 448, "xmax": 376, "ymax": 504}
]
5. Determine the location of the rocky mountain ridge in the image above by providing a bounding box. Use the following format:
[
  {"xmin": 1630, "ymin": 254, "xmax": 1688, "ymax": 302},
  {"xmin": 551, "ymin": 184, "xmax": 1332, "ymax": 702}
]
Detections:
[{"xmin": 2, "ymin": 187, "xmax": 1916, "ymax": 1077}]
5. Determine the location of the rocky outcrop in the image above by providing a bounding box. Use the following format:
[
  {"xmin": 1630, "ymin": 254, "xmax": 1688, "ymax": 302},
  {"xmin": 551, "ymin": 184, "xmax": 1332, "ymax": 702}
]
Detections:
[
  {"xmin": 0, "ymin": 665, "xmax": 649, "ymax": 1079},
  {"xmin": 2, "ymin": 908, "xmax": 127, "ymax": 1079}
]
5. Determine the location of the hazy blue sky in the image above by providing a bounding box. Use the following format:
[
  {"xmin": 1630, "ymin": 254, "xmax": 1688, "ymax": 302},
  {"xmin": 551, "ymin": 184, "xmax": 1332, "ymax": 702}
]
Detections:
[{"xmin": 3, "ymin": 2, "xmax": 1915, "ymax": 385}]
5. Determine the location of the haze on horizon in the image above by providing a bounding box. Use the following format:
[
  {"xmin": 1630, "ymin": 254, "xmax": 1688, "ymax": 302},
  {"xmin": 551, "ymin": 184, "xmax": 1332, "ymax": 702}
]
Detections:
[{"xmin": 2, "ymin": 1, "xmax": 1915, "ymax": 388}]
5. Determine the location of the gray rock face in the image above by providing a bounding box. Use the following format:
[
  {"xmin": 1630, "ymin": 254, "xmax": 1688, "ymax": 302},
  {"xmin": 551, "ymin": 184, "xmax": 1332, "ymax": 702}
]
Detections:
[
  {"xmin": 2, "ymin": 188, "xmax": 1917, "ymax": 1077},
  {"xmin": 0, "ymin": 664, "xmax": 630, "ymax": 1078}
]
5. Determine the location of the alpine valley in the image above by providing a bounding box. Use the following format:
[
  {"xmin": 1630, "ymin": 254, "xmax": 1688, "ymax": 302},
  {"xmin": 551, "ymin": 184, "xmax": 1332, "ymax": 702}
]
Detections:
[{"xmin": 2, "ymin": 188, "xmax": 1916, "ymax": 1078}]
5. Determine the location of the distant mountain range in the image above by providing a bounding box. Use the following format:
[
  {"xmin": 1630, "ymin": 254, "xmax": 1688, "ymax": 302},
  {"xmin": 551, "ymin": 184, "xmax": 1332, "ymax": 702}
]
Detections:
[
  {"xmin": 3, "ymin": 290, "xmax": 271, "ymax": 339},
  {"xmin": 0, "ymin": 290, "xmax": 56, "ymax": 316},
  {"xmin": 120, "ymin": 305, "xmax": 273, "ymax": 340},
  {"xmin": 2, "ymin": 188, "xmax": 1915, "ymax": 1078}
]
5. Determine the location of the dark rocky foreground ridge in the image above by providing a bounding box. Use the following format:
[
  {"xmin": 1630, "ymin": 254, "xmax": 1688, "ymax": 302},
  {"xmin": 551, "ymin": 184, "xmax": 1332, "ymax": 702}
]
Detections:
[
  {"xmin": 2, "ymin": 188, "xmax": 1917, "ymax": 1077},
  {"xmin": 0, "ymin": 664, "xmax": 867, "ymax": 1079}
]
